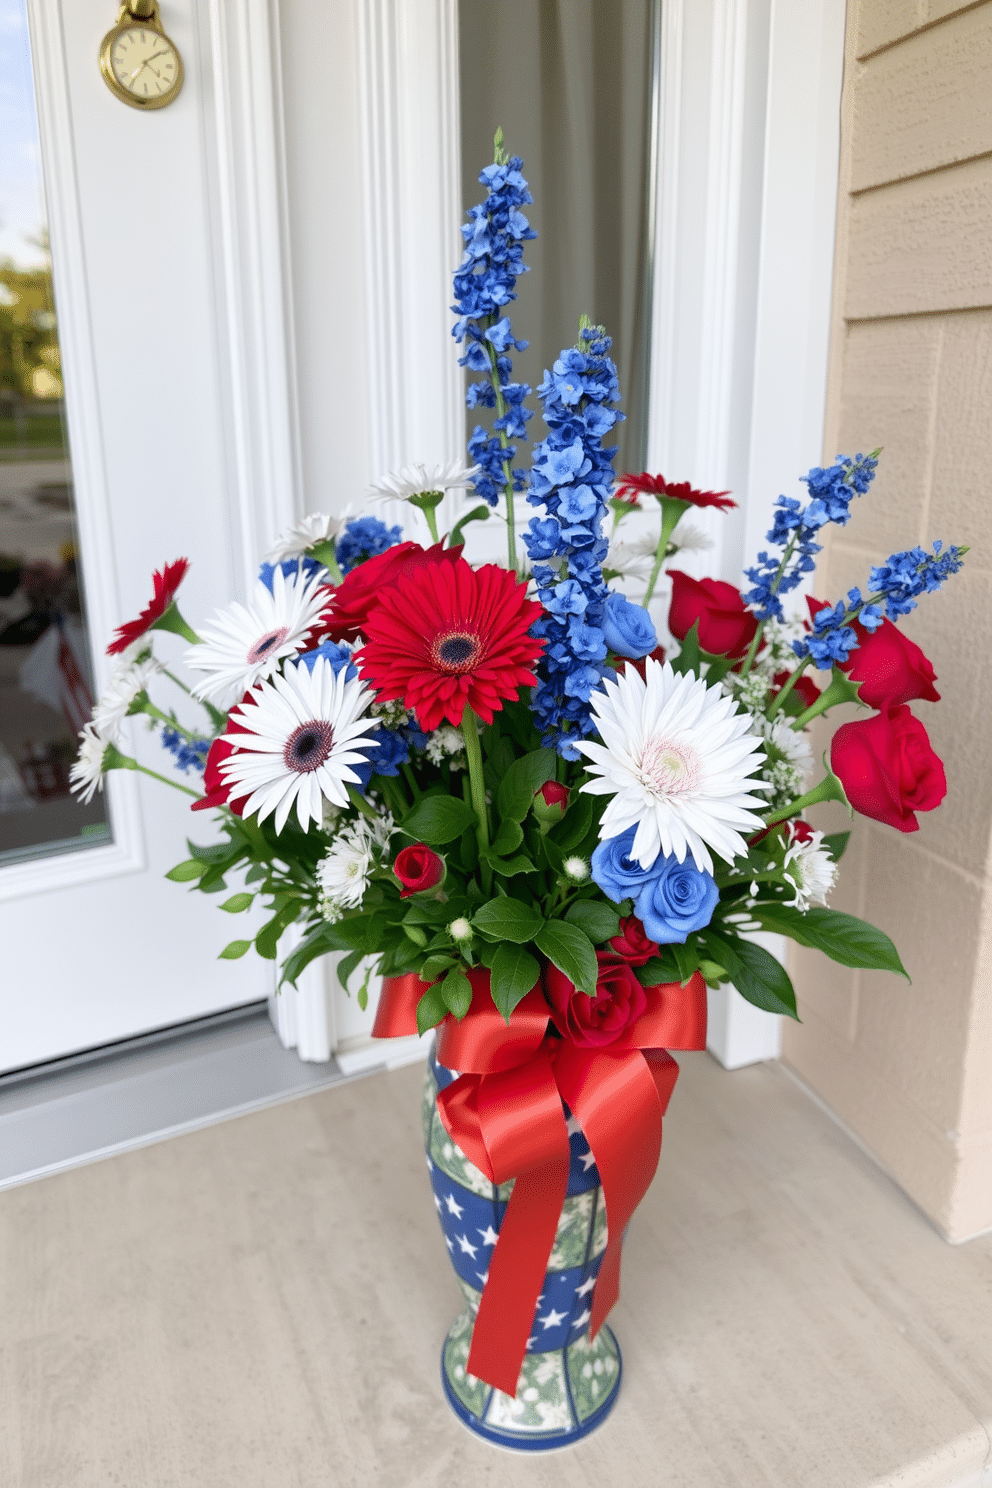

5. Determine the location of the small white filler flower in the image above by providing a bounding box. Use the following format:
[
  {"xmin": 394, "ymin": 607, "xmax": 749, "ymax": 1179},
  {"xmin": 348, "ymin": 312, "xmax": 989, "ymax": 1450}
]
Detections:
[
  {"xmin": 367, "ymin": 460, "xmax": 481, "ymax": 504},
  {"xmin": 69, "ymin": 723, "xmax": 110, "ymax": 804},
  {"xmin": 186, "ymin": 566, "xmax": 330, "ymax": 709},
  {"xmin": 318, "ymin": 821, "xmax": 376, "ymax": 918},
  {"xmin": 783, "ymin": 824, "xmax": 838, "ymax": 911},
  {"xmin": 577, "ymin": 656, "xmax": 768, "ymax": 875},
  {"xmin": 217, "ymin": 656, "xmax": 380, "ymax": 833}
]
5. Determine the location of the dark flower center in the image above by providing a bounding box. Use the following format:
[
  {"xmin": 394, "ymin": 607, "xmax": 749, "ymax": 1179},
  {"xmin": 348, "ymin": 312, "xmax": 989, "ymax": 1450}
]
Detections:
[
  {"xmin": 432, "ymin": 630, "xmax": 482, "ymax": 673},
  {"xmin": 283, "ymin": 720, "xmax": 334, "ymax": 774},
  {"xmin": 248, "ymin": 626, "xmax": 289, "ymax": 664}
]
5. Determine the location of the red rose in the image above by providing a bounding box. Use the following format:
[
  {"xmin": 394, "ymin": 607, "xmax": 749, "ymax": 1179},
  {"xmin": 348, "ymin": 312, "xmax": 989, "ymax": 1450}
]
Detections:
[
  {"xmin": 533, "ymin": 780, "xmax": 569, "ymax": 829},
  {"xmin": 393, "ymin": 843, "xmax": 445, "ymax": 898},
  {"xmin": 772, "ymin": 669, "xmax": 821, "ymax": 711},
  {"xmin": 191, "ymin": 691, "xmax": 257, "ymax": 816},
  {"xmin": 830, "ymin": 706, "xmax": 946, "ymax": 833},
  {"xmin": 544, "ymin": 952, "xmax": 648, "ymax": 1048},
  {"xmin": 668, "ymin": 571, "xmax": 757, "ymax": 659},
  {"xmin": 607, "ymin": 915, "xmax": 659, "ymax": 966},
  {"xmin": 841, "ymin": 618, "xmax": 940, "ymax": 710},
  {"xmin": 324, "ymin": 542, "xmax": 463, "ymax": 642},
  {"xmin": 538, "ymin": 781, "xmax": 569, "ymax": 808}
]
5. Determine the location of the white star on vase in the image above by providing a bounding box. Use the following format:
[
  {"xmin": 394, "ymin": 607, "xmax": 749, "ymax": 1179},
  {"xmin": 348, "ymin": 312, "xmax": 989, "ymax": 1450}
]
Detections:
[
  {"xmin": 579, "ymin": 1148, "xmax": 597, "ymax": 1172},
  {"xmin": 537, "ymin": 1307, "xmax": 568, "ymax": 1330},
  {"xmin": 477, "ymin": 1225, "xmax": 499, "ymax": 1247},
  {"xmin": 476, "ymin": 1269, "xmax": 489, "ymax": 1285},
  {"xmin": 526, "ymin": 1337, "xmax": 538, "ymax": 1351},
  {"xmin": 444, "ymin": 1236, "xmax": 454, "ymax": 1251},
  {"xmin": 575, "ymin": 1275, "xmax": 597, "ymax": 1297},
  {"xmin": 444, "ymin": 1194, "xmax": 464, "ymax": 1219},
  {"xmin": 433, "ymin": 1194, "xmax": 442, "ymax": 1213},
  {"xmin": 455, "ymin": 1233, "xmax": 478, "ymax": 1259},
  {"xmin": 425, "ymin": 1155, "xmax": 433, "ymax": 1171},
  {"xmin": 565, "ymin": 1113, "xmax": 582, "ymax": 1137},
  {"xmin": 571, "ymin": 1307, "xmax": 592, "ymax": 1329}
]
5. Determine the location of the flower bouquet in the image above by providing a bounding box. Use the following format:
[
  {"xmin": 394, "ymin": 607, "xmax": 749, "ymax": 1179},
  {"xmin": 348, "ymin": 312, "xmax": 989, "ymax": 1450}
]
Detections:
[{"xmin": 72, "ymin": 135, "xmax": 964, "ymax": 1448}]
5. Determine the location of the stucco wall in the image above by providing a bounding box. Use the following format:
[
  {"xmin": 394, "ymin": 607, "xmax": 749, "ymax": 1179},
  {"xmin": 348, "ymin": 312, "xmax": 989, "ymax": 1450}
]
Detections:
[{"xmin": 783, "ymin": 0, "xmax": 992, "ymax": 1241}]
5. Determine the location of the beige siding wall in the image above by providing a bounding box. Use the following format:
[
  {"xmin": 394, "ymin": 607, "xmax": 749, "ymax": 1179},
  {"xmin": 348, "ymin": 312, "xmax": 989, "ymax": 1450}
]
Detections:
[{"xmin": 783, "ymin": 0, "xmax": 992, "ymax": 1241}]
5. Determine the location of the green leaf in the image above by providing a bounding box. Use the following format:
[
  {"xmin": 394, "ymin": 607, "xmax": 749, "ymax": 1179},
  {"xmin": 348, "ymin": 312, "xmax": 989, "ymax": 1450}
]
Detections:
[
  {"xmin": 549, "ymin": 793, "xmax": 594, "ymax": 851},
  {"xmin": 669, "ymin": 940, "xmax": 702, "ymax": 986},
  {"xmin": 490, "ymin": 943, "xmax": 541, "ymax": 1022},
  {"xmin": 823, "ymin": 831, "xmax": 851, "ymax": 863},
  {"xmin": 474, "ymin": 938, "xmax": 498, "ymax": 969},
  {"xmin": 187, "ymin": 837, "xmax": 242, "ymax": 865},
  {"xmin": 166, "ymin": 858, "xmax": 207, "ymax": 883},
  {"xmin": 441, "ymin": 969, "xmax": 473, "ymax": 1019},
  {"xmin": 219, "ymin": 892, "xmax": 253, "ymax": 914},
  {"xmin": 335, "ymin": 948, "xmax": 365, "ymax": 991},
  {"xmin": 495, "ymin": 749, "xmax": 558, "ymax": 823},
  {"xmin": 751, "ymin": 903, "xmax": 908, "ymax": 977},
  {"xmin": 670, "ymin": 620, "xmax": 701, "ymax": 675},
  {"xmin": 449, "ymin": 503, "xmax": 490, "ymax": 548},
  {"xmin": 701, "ymin": 930, "xmax": 799, "ymax": 1019},
  {"xmin": 244, "ymin": 864, "xmax": 267, "ymax": 884},
  {"xmin": 635, "ymin": 950, "xmax": 680, "ymax": 987},
  {"xmin": 401, "ymin": 923, "xmax": 428, "ymax": 947},
  {"xmin": 219, "ymin": 939, "xmax": 251, "ymax": 960},
  {"xmin": 255, "ymin": 900, "xmax": 302, "ymax": 961},
  {"xmin": 535, "ymin": 920, "xmax": 598, "ymax": 996},
  {"xmin": 402, "ymin": 900, "xmax": 450, "ymax": 926},
  {"xmin": 472, "ymin": 898, "xmax": 544, "ymax": 943},
  {"xmin": 399, "ymin": 795, "xmax": 477, "ymax": 845},
  {"xmin": 491, "ymin": 819, "xmax": 524, "ymax": 856},
  {"xmin": 332, "ymin": 913, "xmax": 386, "ymax": 954},
  {"xmin": 564, "ymin": 900, "xmax": 621, "ymax": 944},
  {"xmin": 483, "ymin": 851, "xmax": 538, "ymax": 877},
  {"xmin": 416, "ymin": 980, "xmax": 449, "ymax": 1036},
  {"xmin": 419, "ymin": 953, "xmax": 456, "ymax": 982},
  {"xmin": 279, "ymin": 923, "xmax": 339, "ymax": 987},
  {"xmin": 197, "ymin": 867, "xmax": 229, "ymax": 893}
]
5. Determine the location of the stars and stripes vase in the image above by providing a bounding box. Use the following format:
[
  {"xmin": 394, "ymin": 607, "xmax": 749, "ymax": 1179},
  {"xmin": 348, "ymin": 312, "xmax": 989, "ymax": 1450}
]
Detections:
[{"xmin": 423, "ymin": 1042, "xmax": 622, "ymax": 1450}]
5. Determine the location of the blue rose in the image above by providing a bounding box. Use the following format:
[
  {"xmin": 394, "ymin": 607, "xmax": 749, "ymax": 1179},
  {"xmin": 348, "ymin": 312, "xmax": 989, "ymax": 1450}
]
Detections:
[
  {"xmin": 591, "ymin": 826, "xmax": 658, "ymax": 902},
  {"xmin": 634, "ymin": 856, "xmax": 719, "ymax": 944},
  {"xmin": 602, "ymin": 593, "xmax": 658, "ymax": 660}
]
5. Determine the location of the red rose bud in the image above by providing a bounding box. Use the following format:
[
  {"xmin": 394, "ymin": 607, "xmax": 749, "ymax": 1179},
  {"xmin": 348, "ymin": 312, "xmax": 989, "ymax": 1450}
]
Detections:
[
  {"xmin": 840, "ymin": 618, "xmax": 940, "ymax": 710},
  {"xmin": 607, "ymin": 915, "xmax": 659, "ymax": 967},
  {"xmin": 544, "ymin": 953, "xmax": 648, "ymax": 1048},
  {"xmin": 830, "ymin": 706, "xmax": 946, "ymax": 833},
  {"xmin": 772, "ymin": 669, "xmax": 822, "ymax": 711},
  {"xmin": 393, "ymin": 843, "xmax": 446, "ymax": 898},
  {"xmin": 668, "ymin": 570, "xmax": 757, "ymax": 659},
  {"xmin": 532, "ymin": 779, "xmax": 569, "ymax": 827}
]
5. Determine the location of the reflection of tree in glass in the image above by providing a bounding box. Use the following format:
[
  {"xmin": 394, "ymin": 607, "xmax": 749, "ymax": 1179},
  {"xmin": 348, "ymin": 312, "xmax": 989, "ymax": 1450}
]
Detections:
[{"xmin": 0, "ymin": 231, "xmax": 65, "ymax": 452}]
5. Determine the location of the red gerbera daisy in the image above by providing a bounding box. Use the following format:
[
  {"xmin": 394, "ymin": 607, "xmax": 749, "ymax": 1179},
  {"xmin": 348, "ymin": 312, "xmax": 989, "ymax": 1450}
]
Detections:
[
  {"xmin": 190, "ymin": 690, "xmax": 257, "ymax": 815},
  {"xmin": 107, "ymin": 558, "xmax": 190, "ymax": 656},
  {"xmin": 615, "ymin": 472, "xmax": 736, "ymax": 512},
  {"xmin": 356, "ymin": 558, "xmax": 545, "ymax": 731},
  {"xmin": 324, "ymin": 541, "xmax": 463, "ymax": 643}
]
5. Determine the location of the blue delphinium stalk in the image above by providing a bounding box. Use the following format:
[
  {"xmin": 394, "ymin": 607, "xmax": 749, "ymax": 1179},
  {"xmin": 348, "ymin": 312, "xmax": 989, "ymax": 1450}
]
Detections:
[
  {"xmin": 525, "ymin": 320, "xmax": 623, "ymax": 759},
  {"xmin": 161, "ymin": 727, "xmax": 210, "ymax": 774},
  {"xmin": 793, "ymin": 542, "xmax": 966, "ymax": 669},
  {"xmin": 452, "ymin": 130, "xmax": 536, "ymax": 567},
  {"xmin": 335, "ymin": 516, "xmax": 402, "ymax": 576},
  {"xmin": 742, "ymin": 453, "xmax": 880, "ymax": 624}
]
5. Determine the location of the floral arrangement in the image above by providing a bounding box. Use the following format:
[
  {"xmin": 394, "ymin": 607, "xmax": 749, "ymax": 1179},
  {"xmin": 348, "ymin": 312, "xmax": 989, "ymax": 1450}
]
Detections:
[{"xmin": 72, "ymin": 137, "xmax": 965, "ymax": 1046}]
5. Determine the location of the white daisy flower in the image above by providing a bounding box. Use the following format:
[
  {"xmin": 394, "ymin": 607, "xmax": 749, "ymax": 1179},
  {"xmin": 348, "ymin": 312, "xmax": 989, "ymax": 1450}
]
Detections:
[
  {"xmin": 185, "ymin": 566, "xmax": 330, "ymax": 709},
  {"xmin": 318, "ymin": 820, "xmax": 376, "ymax": 917},
  {"xmin": 217, "ymin": 656, "xmax": 379, "ymax": 833},
  {"xmin": 92, "ymin": 657, "xmax": 158, "ymax": 743},
  {"xmin": 604, "ymin": 529, "xmax": 658, "ymax": 580},
  {"xmin": 266, "ymin": 510, "xmax": 351, "ymax": 563},
  {"xmin": 69, "ymin": 723, "xmax": 109, "ymax": 804},
  {"xmin": 367, "ymin": 460, "xmax": 481, "ymax": 503},
  {"xmin": 783, "ymin": 824, "xmax": 838, "ymax": 911},
  {"xmin": 577, "ymin": 657, "xmax": 769, "ymax": 874},
  {"xmin": 669, "ymin": 515, "xmax": 713, "ymax": 555}
]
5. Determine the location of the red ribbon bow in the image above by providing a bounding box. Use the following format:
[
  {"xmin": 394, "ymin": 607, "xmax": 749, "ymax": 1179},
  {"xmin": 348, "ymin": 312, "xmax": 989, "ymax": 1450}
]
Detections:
[{"xmin": 374, "ymin": 966, "xmax": 707, "ymax": 1395}]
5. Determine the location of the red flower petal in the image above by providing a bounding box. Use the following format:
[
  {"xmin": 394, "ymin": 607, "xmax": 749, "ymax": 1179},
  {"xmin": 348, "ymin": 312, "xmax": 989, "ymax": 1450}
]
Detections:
[
  {"xmin": 615, "ymin": 472, "xmax": 736, "ymax": 511},
  {"xmin": 107, "ymin": 558, "xmax": 190, "ymax": 655},
  {"xmin": 323, "ymin": 542, "xmax": 463, "ymax": 642}
]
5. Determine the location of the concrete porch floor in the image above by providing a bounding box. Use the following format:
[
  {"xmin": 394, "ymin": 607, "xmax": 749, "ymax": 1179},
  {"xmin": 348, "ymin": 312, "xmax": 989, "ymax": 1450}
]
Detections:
[{"xmin": 1, "ymin": 1050, "xmax": 990, "ymax": 1487}]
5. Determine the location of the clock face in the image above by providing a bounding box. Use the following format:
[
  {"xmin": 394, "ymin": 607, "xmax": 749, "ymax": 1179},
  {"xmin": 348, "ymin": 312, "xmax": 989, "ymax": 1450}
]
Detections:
[{"xmin": 107, "ymin": 25, "xmax": 182, "ymax": 105}]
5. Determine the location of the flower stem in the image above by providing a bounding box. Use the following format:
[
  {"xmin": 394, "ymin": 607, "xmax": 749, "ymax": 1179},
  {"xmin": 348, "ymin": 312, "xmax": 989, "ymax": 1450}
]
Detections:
[
  {"xmin": 400, "ymin": 762, "xmax": 421, "ymax": 802},
  {"xmin": 484, "ymin": 338, "xmax": 518, "ymax": 573},
  {"xmin": 766, "ymin": 653, "xmax": 813, "ymax": 719},
  {"xmin": 460, "ymin": 706, "xmax": 492, "ymax": 892},
  {"xmin": 150, "ymin": 603, "xmax": 200, "ymax": 646},
  {"xmin": 309, "ymin": 540, "xmax": 344, "ymax": 585},
  {"xmin": 161, "ymin": 667, "xmax": 193, "ymax": 696},
  {"xmin": 643, "ymin": 498, "xmax": 687, "ymax": 605},
  {"xmin": 761, "ymin": 766, "xmax": 851, "ymax": 827},
  {"xmin": 105, "ymin": 746, "xmax": 202, "ymax": 799},
  {"xmin": 346, "ymin": 785, "xmax": 381, "ymax": 824},
  {"xmin": 139, "ymin": 699, "xmax": 201, "ymax": 742}
]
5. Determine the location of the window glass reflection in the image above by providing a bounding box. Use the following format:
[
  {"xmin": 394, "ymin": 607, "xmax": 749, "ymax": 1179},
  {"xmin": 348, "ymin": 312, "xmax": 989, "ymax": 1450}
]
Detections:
[{"xmin": 0, "ymin": 0, "xmax": 110, "ymax": 863}]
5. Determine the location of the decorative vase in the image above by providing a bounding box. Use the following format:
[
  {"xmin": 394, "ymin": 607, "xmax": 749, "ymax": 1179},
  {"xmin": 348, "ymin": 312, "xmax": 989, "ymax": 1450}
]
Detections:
[{"xmin": 422, "ymin": 1042, "xmax": 622, "ymax": 1450}]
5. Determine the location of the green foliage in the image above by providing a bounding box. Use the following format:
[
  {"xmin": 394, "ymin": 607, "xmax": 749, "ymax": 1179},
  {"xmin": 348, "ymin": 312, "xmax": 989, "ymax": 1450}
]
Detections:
[
  {"xmin": 399, "ymin": 795, "xmax": 478, "ymax": 844},
  {"xmin": 416, "ymin": 980, "xmax": 450, "ymax": 1035},
  {"xmin": 535, "ymin": 920, "xmax": 598, "ymax": 996},
  {"xmin": 166, "ymin": 859, "xmax": 207, "ymax": 882},
  {"xmin": 564, "ymin": 899, "xmax": 620, "ymax": 944},
  {"xmin": 490, "ymin": 943, "xmax": 541, "ymax": 1022},
  {"xmin": 219, "ymin": 893, "xmax": 253, "ymax": 914},
  {"xmin": 472, "ymin": 899, "xmax": 544, "ymax": 942},
  {"xmin": 700, "ymin": 929, "xmax": 799, "ymax": 1019},
  {"xmin": 218, "ymin": 939, "xmax": 252, "ymax": 960},
  {"xmin": 495, "ymin": 749, "xmax": 557, "ymax": 823},
  {"xmin": 751, "ymin": 903, "xmax": 908, "ymax": 977},
  {"xmin": 441, "ymin": 968, "xmax": 473, "ymax": 1018}
]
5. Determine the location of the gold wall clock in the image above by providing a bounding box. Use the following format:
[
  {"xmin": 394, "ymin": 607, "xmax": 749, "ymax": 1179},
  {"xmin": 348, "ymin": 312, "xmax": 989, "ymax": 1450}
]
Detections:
[{"xmin": 99, "ymin": 2, "xmax": 184, "ymax": 110}]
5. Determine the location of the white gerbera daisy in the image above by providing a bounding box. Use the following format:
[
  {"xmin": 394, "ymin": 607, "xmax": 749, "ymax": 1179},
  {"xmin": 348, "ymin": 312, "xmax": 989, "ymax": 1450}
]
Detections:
[
  {"xmin": 266, "ymin": 509, "xmax": 353, "ymax": 564},
  {"xmin": 577, "ymin": 657, "xmax": 769, "ymax": 874},
  {"xmin": 69, "ymin": 723, "xmax": 109, "ymax": 804},
  {"xmin": 185, "ymin": 566, "xmax": 330, "ymax": 709},
  {"xmin": 783, "ymin": 824, "xmax": 837, "ymax": 911},
  {"xmin": 604, "ymin": 529, "xmax": 658, "ymax": 580},
  {"xmin": 669, "ymin": 515, "xmax": 713, "ymax": 556},
  {"xmin": 217, "ymin": 656, "xmax": 379, "ymax": 833},
  {"xmin": 92, "ymin": 657, "xmax": 157, "ymax": 743},
  {"xmin": 367, "ymin": 460, "xmax": 481, "ymax": 503},
  {"xmin": 318, "ymin": 820, "xmax": 376, "ymax": 917}
]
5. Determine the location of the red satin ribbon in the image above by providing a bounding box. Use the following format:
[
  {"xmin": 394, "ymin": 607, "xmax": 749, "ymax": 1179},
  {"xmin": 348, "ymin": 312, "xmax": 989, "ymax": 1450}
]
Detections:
[{"xmin": 374, "ymin": 965, "xmax": 707, "ymax": 1395}]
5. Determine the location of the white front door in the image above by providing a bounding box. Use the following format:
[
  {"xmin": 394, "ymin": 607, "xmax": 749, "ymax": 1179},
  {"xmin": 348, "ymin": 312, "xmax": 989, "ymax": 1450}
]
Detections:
[{"xmin": 0, "ymin": 0, "xmax": 297, "ymax": 1072}]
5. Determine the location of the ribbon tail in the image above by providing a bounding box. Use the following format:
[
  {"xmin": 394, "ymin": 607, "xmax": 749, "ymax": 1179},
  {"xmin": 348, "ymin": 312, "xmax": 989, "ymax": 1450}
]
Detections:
[{"xmin": 467, "ymin": 1154, "xmax": 570, "ymax": 1396}]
